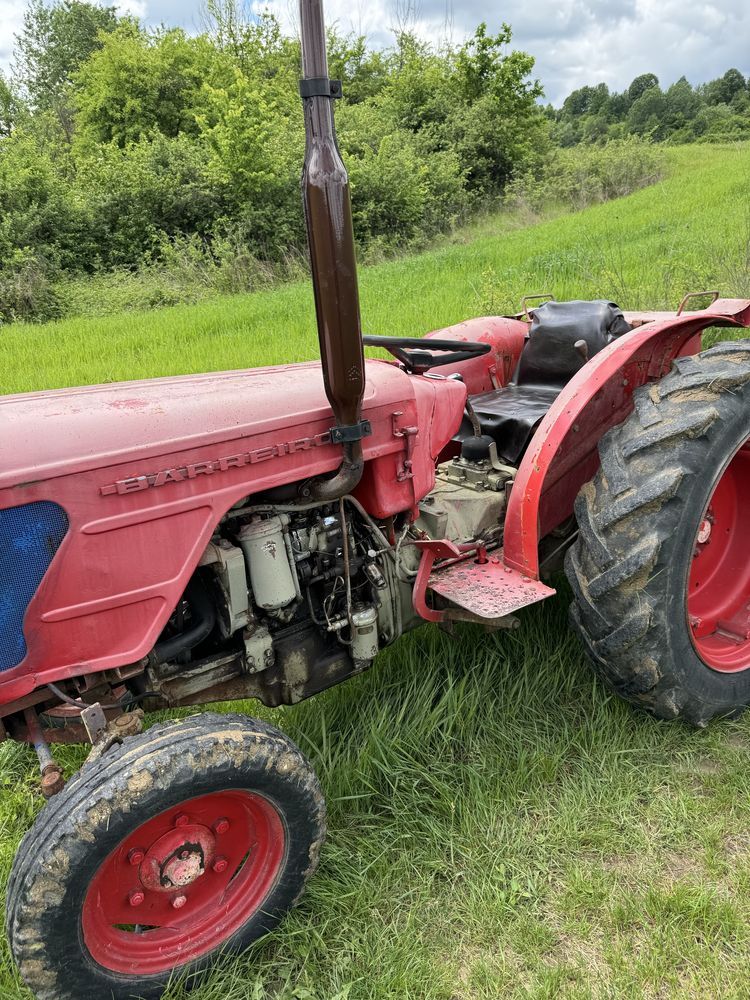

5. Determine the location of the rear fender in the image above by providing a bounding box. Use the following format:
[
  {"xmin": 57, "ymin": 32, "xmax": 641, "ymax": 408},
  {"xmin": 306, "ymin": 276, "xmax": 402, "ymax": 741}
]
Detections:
[{"xmin": 503, "ymin": 299, "xmax": 750, "ymax": 579}]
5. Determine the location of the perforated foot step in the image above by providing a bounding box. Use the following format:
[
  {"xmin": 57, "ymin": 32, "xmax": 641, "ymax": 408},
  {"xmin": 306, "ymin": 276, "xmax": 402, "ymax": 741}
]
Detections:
[{"xmin": 428, "ymin": 552, "xmax": 555, "ymax": 621}]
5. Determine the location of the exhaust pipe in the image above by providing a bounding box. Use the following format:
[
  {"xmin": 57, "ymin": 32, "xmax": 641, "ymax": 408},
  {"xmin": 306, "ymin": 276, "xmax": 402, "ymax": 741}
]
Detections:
[{"xmin": 299, "ymin": 0, "xmax": 368, "ymax": 501}]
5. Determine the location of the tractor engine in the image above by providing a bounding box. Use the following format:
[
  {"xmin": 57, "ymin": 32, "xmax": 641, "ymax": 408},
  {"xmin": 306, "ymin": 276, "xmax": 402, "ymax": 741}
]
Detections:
[
  {"xmin": 146, "ymin": 497, "xmax": 406, "ymax": 708},
  {"xmin": 144, "ymin": 439, "xmax": 513, "ymax": 711}
]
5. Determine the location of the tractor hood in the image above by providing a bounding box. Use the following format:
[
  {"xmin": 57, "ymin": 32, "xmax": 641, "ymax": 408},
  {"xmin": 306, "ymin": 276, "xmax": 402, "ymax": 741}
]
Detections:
[
  {"xmin": 0, "ymin": 359, "xmax": 466, "ymax": 505},
  {"xmin": 0, "ymin": 358, "xmax": 466, "ymax": 700},
  {"xmin": 0, "ymin": 360, "xmax": 460, "ymax": 491}
]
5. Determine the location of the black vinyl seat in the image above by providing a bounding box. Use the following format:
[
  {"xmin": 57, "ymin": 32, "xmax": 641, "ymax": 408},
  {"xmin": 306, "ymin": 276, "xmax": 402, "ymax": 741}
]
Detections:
[{"xmin": 458, "ymin": 300, "xmax": 632, "ymax": 464}]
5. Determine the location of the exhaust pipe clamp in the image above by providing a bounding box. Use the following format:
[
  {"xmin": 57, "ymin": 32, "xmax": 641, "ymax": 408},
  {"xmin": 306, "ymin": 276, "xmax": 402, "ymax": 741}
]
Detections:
[
  {"xmin": 299, "ymin": 77, "xmax": 343, "ymax": 99},
  {"xmin": 330, "ymin": 420, "xmax": 372, "ymax": 444}
]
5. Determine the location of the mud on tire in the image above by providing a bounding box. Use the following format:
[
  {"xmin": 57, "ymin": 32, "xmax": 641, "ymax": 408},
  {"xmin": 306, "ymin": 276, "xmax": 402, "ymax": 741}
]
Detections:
[
  {"xmin": 566, "ymin": 339, "xmax": 750, "ymax": 726},
  {"xmin": 6, "ymin": 712, "xmax": 326, "ymax": 1000}
]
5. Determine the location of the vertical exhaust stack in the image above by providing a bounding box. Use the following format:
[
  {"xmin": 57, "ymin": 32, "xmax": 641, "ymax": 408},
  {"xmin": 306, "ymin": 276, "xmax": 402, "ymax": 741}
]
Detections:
[{"xmin": 299, "ymin": 0, "xmax": 369, "ymax": 501}]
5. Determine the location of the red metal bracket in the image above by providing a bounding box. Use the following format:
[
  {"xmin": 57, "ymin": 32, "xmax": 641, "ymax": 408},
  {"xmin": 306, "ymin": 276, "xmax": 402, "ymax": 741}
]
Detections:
[
  {"xmin": 411, "ymin": 539, "xmax": 464, "ymax": 622},
  {"xmin": 392, "ymin": 411, "xmax": 418, "ymax": 482}
]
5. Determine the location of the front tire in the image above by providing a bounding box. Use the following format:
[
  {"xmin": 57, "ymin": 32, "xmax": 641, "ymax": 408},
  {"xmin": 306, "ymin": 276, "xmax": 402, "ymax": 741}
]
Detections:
[
  {"xmin": 7, "ymin": 712, "xmax": 325, "ymax": 1000},
  {"xmin": 566, "ymin": 340, "xmax": 750, "ymax": 725}
]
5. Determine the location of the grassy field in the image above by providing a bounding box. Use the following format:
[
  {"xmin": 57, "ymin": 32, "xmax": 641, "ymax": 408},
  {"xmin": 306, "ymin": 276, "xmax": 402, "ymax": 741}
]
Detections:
[{"xmin": 2, "ymin": 143, "xmax": 750, "ymax": 1000}]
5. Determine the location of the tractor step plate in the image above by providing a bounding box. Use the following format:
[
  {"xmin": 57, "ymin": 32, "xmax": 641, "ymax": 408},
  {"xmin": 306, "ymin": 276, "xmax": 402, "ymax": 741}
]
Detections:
[{"xmin": 428, "ymin": 553, "xmax": 555, "ymax": 621}]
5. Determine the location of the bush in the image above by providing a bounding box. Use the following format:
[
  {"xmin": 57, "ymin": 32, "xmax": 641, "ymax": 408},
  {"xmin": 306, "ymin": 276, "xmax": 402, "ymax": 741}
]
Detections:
[
  {"xmin": 0, "ymin": 248, "xmax": 62, "ymax": 324},
  {"xmin": 504, "ymin": 136, "xmax": 665, "ymax": 214}
]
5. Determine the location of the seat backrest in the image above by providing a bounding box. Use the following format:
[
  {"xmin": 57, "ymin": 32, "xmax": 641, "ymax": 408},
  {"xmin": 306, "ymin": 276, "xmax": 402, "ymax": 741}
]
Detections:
[{"xmin": 515, "ymin": 299, "xmax": 632, "ymax": 388}]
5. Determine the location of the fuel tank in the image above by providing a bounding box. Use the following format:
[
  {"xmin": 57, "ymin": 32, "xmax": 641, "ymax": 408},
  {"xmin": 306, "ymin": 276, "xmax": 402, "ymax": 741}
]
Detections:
[{"xmin": 0, "ymin": 359, "xmax": 466, "ymax": 701}]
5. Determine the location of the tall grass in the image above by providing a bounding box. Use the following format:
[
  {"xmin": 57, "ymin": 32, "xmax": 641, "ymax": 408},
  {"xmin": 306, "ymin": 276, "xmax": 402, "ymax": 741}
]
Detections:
[
  {"xmin": 1, "ymin": 143, "xmax": 750, "ymax": 999},
  {"xmin": 1, "ymin": 145, "xmax": 748, "ymax": 395}
]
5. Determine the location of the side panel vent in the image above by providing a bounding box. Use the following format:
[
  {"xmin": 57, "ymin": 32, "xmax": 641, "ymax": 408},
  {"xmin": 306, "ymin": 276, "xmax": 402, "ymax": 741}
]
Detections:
[{"xmin": 0, "ymin": 501, "xmax": 69, "ymax": 672}]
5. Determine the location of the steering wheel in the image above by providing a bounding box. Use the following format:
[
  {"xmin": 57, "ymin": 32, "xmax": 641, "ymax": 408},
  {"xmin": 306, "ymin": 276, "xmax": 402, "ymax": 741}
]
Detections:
[{"xmin": 363, "ymin": 335, "xmax": 491, "ymax": 375}]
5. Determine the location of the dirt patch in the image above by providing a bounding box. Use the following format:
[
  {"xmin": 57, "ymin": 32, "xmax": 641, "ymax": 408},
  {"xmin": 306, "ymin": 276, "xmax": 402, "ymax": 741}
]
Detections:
[{"xmin": 723, "ymin": 831, "xmax": 750, "ymax": 858}]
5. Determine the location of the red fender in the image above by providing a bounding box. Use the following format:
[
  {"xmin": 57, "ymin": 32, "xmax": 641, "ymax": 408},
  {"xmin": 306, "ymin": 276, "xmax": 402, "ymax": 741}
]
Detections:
[{"xmin": 503, "ymin": 300, "xmax": 750, "ymax": 579}]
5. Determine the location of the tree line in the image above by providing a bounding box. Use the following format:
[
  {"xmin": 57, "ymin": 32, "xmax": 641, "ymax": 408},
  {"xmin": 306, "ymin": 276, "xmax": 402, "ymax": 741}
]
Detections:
[
  {"xmin": 0, "ymin": 1, "xmax": 743, "ymax": 324},
  {"xmin": 551, "ymin": 69, "xmax": 750, "ymax": 146}
]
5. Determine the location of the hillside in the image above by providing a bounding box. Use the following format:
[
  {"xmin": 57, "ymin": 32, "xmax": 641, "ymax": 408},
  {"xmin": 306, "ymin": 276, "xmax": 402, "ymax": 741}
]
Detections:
[
  {"xmin": 1, "ymin": 144, "xmax": 748, "ymax": 396},
  {"xmin": 2, "ymin": 142, "xmax": 750, "ymax": 1000}
]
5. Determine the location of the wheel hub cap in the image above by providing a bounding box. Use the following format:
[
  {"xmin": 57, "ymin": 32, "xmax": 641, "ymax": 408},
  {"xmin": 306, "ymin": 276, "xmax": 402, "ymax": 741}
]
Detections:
[
  {"xmin": 81, "ymin": 789, "xmax": 285, "ymax": 975},
  {"xmin": 138, "ymin": 824, "xmax": 216, "ymax": 892}
]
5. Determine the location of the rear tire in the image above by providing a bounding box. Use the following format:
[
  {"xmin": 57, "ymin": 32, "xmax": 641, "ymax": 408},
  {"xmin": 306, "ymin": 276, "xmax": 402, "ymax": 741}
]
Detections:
[
  {"xmin": 7, "ymin": 712, "xmax": 325, "ymax": 1000},
  {"xmin": 566, "ymin": 340, "xmax": 750, "ymax": 725}
]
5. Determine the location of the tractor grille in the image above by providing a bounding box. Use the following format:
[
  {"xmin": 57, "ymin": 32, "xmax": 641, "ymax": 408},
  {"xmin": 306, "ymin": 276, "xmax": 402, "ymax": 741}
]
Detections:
[{"xmin": 0, "ymin": 501, "xmax": 69, "ymax": 672}]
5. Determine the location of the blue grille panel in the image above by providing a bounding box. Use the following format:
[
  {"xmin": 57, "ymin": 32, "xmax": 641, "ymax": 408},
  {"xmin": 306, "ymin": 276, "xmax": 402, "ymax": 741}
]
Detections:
[{"xmin": 0, "ymin": 501, "xmax": 69, "ymax": 672}]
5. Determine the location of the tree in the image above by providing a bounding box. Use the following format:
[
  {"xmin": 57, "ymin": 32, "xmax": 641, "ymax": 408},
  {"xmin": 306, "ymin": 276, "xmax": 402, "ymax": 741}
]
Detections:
[
  {"xmin": 13, "ymin": 0, "xmax": 120, "ymax": 138},
  {"xmin": 705, "ymin": 67, "xmax": 746, "ymax": 106},
  {"xmin": 561, "ymin": 83, "xmax": 609, "ymax": 120},
  {"xmin": 627, "ymin": 72, "xmax": 659, "ymax": 103},
  {"xmin": 627, "ymin": 85, "xmax": 667, "ymax": 138},
  {"xmin": 665, "ymin": 76, "xmax": 700, "ymax": 129},
  {"xmin": 0, "ymin": 72, "xmax": 19, "ymax": 137},
  {"xmin": 74, "ymin": 24, "xmax": 215, "ymax": 146}
]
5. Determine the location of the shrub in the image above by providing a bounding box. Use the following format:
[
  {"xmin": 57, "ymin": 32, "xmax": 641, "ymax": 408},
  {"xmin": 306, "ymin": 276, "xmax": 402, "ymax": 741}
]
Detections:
[{"xmin": 504, "ymin": 136, "xmax": 666, "ymax": 214}]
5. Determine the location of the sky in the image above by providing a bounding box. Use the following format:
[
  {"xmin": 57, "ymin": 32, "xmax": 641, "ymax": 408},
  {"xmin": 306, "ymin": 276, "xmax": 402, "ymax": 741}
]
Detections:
[{"xmin": 1, "ymin": 0, "xmax": 748, "ymax": 105}]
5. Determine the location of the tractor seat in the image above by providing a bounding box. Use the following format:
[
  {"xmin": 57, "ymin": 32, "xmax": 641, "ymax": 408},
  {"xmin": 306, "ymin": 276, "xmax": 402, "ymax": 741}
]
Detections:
[{"xmin": 458, "ymin": 300, "xmax": 632, "ymax": 464}]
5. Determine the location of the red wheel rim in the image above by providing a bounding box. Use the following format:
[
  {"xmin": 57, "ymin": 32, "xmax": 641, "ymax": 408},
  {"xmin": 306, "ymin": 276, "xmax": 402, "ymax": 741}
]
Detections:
[
  {"xmin": 687, "ymin": 438, "xmax": 750, "ymax": 672},
  {"xmin": 81, "ymin": 790, "xmax": 285, "ymax": 975}
]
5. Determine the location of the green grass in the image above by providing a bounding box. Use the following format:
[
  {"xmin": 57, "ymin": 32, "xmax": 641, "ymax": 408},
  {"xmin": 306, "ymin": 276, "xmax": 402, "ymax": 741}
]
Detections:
[
  {"xmin": 2, "ymin": 143, "xmax": 750, "ymax": 999},
  {"xmin": 1, "ymin": 144, "xmax": 748, "ymax": 395}
]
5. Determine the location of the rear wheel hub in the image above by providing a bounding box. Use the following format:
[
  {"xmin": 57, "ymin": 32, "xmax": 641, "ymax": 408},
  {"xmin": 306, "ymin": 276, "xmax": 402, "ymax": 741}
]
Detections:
[{"xmin": 688, "ymin": 439, "xmax": 750, "ymax": 672}]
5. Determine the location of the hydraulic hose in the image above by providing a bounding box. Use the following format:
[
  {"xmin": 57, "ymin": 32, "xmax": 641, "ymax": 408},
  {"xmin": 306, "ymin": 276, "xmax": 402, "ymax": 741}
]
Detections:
[{"xmin": 154, "ymin": 577, "xmax": 216, "ymax": 664}]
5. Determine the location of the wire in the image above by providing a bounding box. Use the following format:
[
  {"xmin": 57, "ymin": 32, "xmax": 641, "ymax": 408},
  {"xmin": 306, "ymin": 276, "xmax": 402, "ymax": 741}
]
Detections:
[{"xmin": 46, "ymin": 682, "xmax": 159, "ymax": 714}]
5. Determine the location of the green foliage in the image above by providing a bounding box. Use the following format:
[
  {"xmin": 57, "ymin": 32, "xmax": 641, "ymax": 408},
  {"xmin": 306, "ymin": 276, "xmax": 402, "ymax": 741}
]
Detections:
[
  {"xmin": 0, "ymin": 72, "xmax": 22, "ymax": 138},
  {"xmin": 0, "ymin": 3, "xmax": 550, "ymax": 322},
  {"xmin": 555, "ymin": 68, "xmax": 750, "ymax": 146},
  {"xmin": 503, "ymin": 136, "xmax": 665, "ymax": 214},
  {"xmin": 74, "ymin": 25, "xmax": 216, "ymax": 146},
  {"xmin": 13, "ymin": 0, "xmax": 121, "ymax": 137}
]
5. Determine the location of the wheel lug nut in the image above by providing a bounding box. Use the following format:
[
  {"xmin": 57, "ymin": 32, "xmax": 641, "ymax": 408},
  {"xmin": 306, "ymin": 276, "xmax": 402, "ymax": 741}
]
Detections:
[
  {"xmin": 128, "ymin": 848, "xmax": 145, "ymax": 866},
  {"xmin": 212, "ymin": 856, "xmax": 228, "ymax": 873},
  {"xmin": 212, "ymin": 817, "xmax": 230, "ymax": 835},
  {"xmin": 172, "ymin": 894, "xmax": 187, "ymax": 909},
  {"xmin": 174, "ymin": 813, "xmax": 190, "ymax": 828},
  {"xmin": 129, "ymin": 890, "xmax": 145, "ymax": 907}
]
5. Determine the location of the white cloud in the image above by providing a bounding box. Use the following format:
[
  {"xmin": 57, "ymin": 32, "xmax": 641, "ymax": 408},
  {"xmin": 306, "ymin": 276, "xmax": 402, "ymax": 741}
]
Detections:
[
  {"xmin": 117, "ymin": 0, "xmax": 148, "ymax": 16},
  {"xmin": 1, "ymin": 0, "xmax": 748, "ymax": 104},
  {"xmin": 0, "ymin": 1, "xmax": 24, "ymax": 72}
]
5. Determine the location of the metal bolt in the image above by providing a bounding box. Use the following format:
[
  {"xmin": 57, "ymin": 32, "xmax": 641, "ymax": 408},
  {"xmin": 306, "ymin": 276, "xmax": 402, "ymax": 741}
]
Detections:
[
  {"xmin": 212, "ymin": 818, "xmax": 230, "ymax": 835},
  {"xmin": 172, "ymin": 894, "xmax": 188, "ymax": 909},
  {"xmin": 174, "ymin": 813, "xmax": 190, "ymax": 828},
  {"xmin": 129, "ymin": 890, "xmax": 145, "ymax": 907},
  {"xmin": 128, "ymin": 848, "xmax": 145, "ymax": 866},
  {"xmin": 212, "ymin": 856, "xmax": 228, "ymax": 874},
  {"xmin": 40, "ymin": 765, "xmax": 65, "ymax": 799}
]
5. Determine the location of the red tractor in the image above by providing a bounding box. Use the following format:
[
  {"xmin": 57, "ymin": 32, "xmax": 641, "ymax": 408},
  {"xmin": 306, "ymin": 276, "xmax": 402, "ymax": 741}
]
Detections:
[{"xmin": 3, "ymin": 4, "xmax": 750, "ymax": 998}]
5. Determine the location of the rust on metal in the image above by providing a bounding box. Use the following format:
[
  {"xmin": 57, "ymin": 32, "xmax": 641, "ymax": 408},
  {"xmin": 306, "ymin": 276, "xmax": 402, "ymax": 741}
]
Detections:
[{"xmin": 429, "ymin": 552, "xmax": 555, "ymax": 620}]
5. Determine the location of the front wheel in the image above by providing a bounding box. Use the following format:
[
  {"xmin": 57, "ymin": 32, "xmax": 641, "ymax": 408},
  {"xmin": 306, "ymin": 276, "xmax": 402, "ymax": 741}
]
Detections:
[
  {"xmin": 7, "ymin": 713, "xmax": 325, "ymax": 1000},
  {"xmin": 566, "ymin": 339, "xmax": 750, "ymax": 725}
]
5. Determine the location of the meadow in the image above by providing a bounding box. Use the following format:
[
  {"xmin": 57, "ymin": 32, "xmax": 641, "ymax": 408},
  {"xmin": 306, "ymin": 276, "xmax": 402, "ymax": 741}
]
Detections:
[{"xmin": 2, "ymin": 143, "xmax": 750, "ymax": 999}]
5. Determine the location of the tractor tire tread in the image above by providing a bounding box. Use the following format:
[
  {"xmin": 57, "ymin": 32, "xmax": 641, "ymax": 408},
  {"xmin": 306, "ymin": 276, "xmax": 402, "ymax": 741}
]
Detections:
[{"xmin": 566, "ymin": 339, "xmax": 750, "ymax": 725}]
